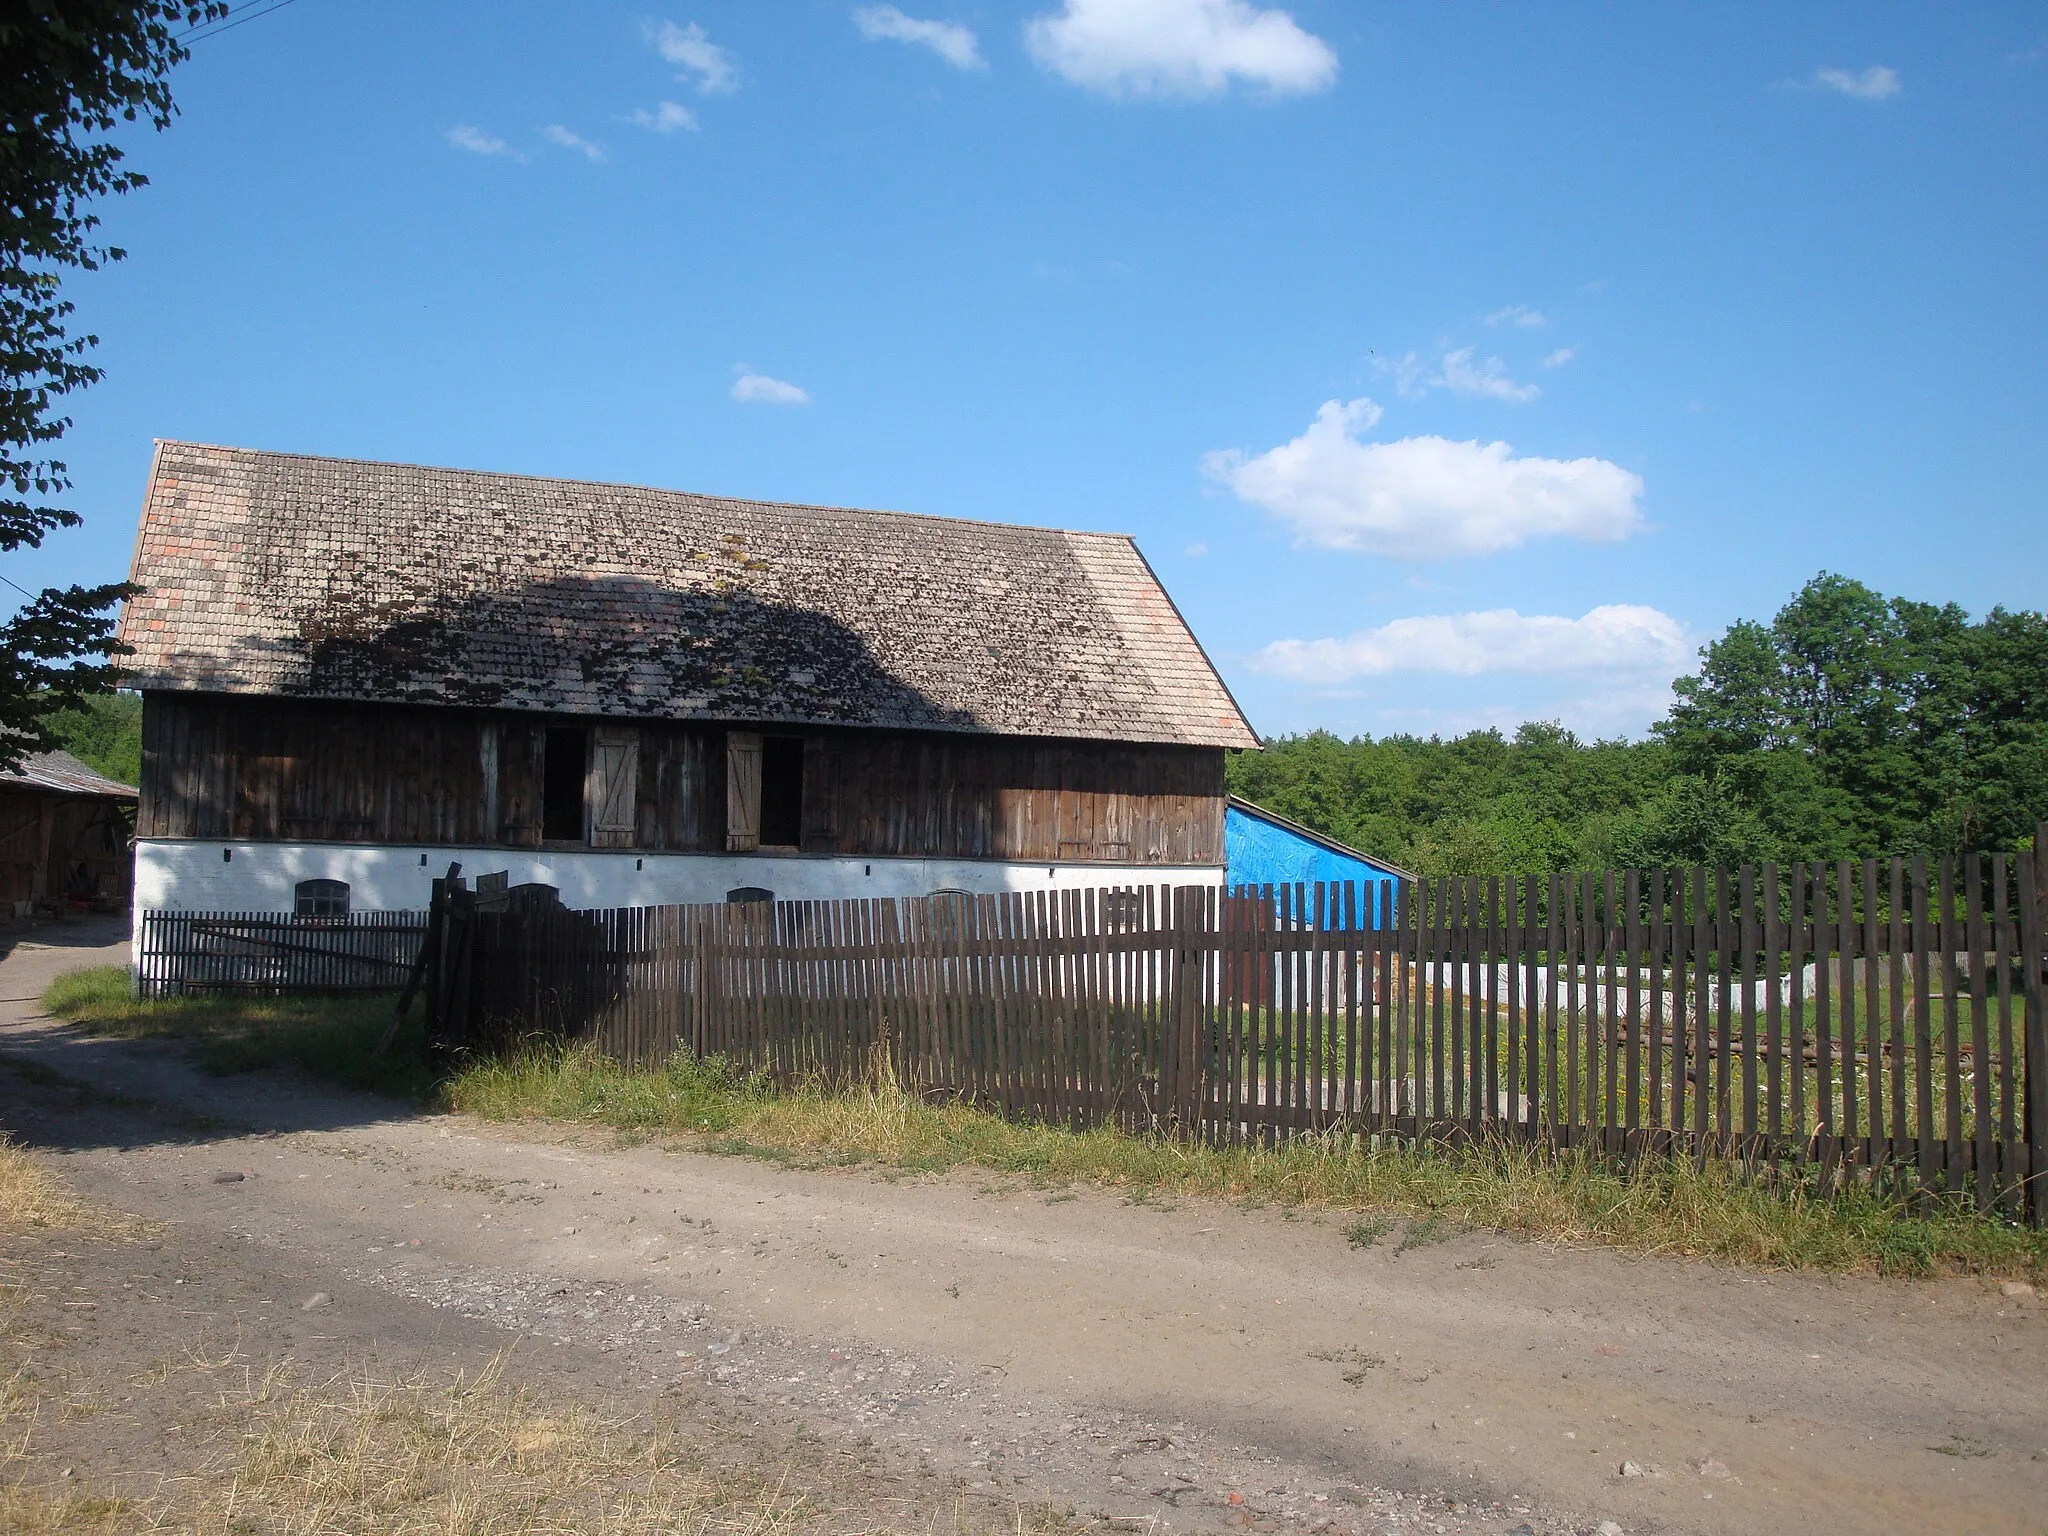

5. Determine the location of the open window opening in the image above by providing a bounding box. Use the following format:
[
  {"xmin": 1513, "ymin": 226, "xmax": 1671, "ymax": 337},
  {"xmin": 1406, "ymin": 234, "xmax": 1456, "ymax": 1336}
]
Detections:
[
  {"xmin": 759, "ymin": 736, "xmax": 804, "ymax": 849},
  {"xmin": 542, "ymin": 727, "xmax": 588, "ymax": 842},
  {"xmin": 295, "ymin": 878, "xmax": 350, "ymax": 920}
]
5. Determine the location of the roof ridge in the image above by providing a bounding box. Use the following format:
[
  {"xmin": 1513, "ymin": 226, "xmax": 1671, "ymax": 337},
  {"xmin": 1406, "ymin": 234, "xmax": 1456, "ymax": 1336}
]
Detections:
[{"xmin": 153, "ymin": 439, "xmax": 1138, "ymax": 543}]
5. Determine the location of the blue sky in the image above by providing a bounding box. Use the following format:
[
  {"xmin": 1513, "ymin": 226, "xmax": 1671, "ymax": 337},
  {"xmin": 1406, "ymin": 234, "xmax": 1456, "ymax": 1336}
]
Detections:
[{"xmin": 27, "ymin": 0, "xmax": 2048, "ymax": 742}]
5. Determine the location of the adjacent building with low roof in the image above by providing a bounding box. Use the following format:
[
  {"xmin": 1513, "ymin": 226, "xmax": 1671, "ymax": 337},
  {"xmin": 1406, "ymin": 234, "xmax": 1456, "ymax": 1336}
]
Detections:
[
  {"xmin": 116, "ymin": 441, "xmax": 1259, "ymax": 922},
  {"xmin": 0, "ymin": 749, "xmax": 136, "ymax": 917}
]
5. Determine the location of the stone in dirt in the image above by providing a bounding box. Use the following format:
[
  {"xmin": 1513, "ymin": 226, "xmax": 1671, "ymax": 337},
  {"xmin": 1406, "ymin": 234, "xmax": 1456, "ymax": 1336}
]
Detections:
[
  {"xmin": 1595, "ymin": 1523, "xmax": 1625, "ymax": 1536},
  {"xmin": 1617, "ymin": 1460, "xmax": 1646, "ymax": 1478},
  {"xmin": 213, "ymin": 1171, "xmax": 246, "ymax": 1183},
  {"xmin": 301, "ymin": 1292, "xmax": 331, "ymax": 1310},
  {"xmin": 1999, "ymin": 1280, "xmax": 2034, "ymax": 1299}
]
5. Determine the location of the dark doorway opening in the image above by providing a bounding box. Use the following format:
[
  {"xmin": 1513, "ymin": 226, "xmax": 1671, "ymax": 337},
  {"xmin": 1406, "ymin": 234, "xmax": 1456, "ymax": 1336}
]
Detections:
[
  {"xmin": 542, "ymin": 728, "xmax": 588, "ymax": 842},
  {"xmin": 760, "ymin": 736, "xmax": 803, "ymax": 848}
]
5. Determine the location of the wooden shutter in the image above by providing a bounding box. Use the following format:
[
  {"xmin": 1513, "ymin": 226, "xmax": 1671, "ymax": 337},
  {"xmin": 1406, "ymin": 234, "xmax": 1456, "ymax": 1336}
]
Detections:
[
  {"xmin": 588, "ymin": 729, "xmax": 639, "ymax": 849},
  {"xmin": 726, "ymin": 731, "xmax": 762, "ymax": 852}
]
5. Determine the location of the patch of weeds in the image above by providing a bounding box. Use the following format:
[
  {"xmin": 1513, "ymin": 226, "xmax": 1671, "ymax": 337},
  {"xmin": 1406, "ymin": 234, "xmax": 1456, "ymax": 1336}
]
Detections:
[
  {"xmin": 1928, "ymin": 1435, "xmax": 1993, "ymax": 1459},
  {"xmin": 423, "ymin": 1172, "xmax": 538, "ymax": 1204},
  {"xmin": 1044, "ymin": 1190, "xmax": 1076, "ymax": 1204},
  {"xmin": 41, "ymin": 966, "xmax": 438, "ymax": 1102},
  {"xmin": 404, "ymin": 1010, "xmax": 2048, "ymax": 1279},
  {"xmin": 1307, "ymin": 1346, "xmax": 1386, "ymax": 1386},
  {"xmin": 1395, "ymin": 1214, "xmax": 1458, "ymax": 1256},
  {"xmin": 1345, "ymin": 1215, "xmax": 1395, "ymax": 1250}
]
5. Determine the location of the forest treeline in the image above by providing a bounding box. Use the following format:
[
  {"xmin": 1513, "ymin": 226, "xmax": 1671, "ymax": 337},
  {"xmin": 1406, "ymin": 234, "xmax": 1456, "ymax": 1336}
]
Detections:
[{"xmin": 1226, "ymin": 574, "xmax": 2048, "ymax": 877}]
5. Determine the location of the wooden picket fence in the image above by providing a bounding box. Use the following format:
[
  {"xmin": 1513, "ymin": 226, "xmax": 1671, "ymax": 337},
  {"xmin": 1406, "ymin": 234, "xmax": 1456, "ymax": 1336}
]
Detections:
[
  {"xmin": 135, "ymin": 909, "xmax": 429, "ymax": 996},
  {"xmin": 425, "ymin": 833, "xmax": 2048, "ymax": 1222}
]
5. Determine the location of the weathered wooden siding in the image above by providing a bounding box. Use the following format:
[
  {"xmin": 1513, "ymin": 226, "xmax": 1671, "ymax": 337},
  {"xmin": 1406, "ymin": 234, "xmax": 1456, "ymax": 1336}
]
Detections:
[
  {"xmin": 140, "ymin": 694, "xmax": 1224, "ymax": 865},
  {"xmin": 0, "ymin": 788, "xmax": 133, "ymax": 911}
]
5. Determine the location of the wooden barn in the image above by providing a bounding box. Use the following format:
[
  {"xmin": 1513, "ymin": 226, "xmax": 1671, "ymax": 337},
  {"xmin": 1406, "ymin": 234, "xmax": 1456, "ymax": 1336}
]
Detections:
[
  {"xmin": 116, "ymin": 442, "xmax": 1259, "ymax": 923},
  {"xmin": 0, "ymin": 749, "xmax": 136, "ymax": 917}
]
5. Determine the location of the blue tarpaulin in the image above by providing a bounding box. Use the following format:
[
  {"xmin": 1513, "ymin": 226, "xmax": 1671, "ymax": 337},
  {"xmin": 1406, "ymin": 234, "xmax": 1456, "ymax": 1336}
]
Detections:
[{"xmin": 1224, "ymin": 797, "xmax": 1405, "ymax": 910}]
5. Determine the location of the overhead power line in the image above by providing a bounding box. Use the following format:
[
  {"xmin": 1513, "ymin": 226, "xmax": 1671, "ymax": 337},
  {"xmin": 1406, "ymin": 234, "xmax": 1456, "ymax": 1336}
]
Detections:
[{"xmin": 178, "ymin": 0, "xmax": 306, "ymax": 45}]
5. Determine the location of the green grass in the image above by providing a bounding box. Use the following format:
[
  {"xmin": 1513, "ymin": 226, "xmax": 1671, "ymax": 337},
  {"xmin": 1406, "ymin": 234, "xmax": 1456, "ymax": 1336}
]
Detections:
[
  {"xmin": 445, "ymin": 1038, "xmax": 2048, "ymax": 1279},
  {"xmin": 40, "ymin": 966, "xmax": 438, "ymax": 1102},
  {"xmin": 38, "ymin": 964, "xmax": 2048, "ymax": 1280}
]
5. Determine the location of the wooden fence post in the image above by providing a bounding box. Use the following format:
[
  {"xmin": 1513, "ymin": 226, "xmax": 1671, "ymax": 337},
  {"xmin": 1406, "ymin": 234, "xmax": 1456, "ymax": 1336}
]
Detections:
[
  {"xmin": 2022, "ymin": 824, "xmax": 2048, "ymax": 1227},
  {"xmin": 1166, "ymin": 886, "xmax": 1206, "ymax": 1131}
]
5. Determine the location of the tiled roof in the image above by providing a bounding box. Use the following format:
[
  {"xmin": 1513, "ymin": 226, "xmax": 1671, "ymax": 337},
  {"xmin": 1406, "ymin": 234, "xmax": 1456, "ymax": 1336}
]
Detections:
[
  {"xmin": 1, "ymin": 749, "xmax": 137, "ymax": 799},
  {"xmin": 117, "ymin": 442, "xmax": 1259, "ymax": 750}
]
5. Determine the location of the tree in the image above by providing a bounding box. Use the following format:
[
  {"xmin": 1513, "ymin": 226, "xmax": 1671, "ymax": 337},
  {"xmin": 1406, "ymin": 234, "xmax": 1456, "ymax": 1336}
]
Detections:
[
  {"xmin": 0, "ymin": 2, "xmax": 223, "ymax": 770},
  {"xmin": 1657, "ymin": 573, "xmax": 2048, "ymax": 858}
]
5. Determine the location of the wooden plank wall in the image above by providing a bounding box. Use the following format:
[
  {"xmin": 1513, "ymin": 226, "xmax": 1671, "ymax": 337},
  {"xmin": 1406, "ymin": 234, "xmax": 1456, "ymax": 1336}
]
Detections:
[
  {"xmin": 138, "ymin": 693, "xmax": 1224, "ymax": 865},
  {"xmin": 0, "ymin": 788, "xmax": 132, "ymax": 912}
]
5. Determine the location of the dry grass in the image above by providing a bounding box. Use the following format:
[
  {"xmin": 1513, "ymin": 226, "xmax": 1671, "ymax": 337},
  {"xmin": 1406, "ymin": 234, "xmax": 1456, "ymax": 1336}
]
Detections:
[
  {"xmin": 0, "ymin": 1144, "xmax": 1018, "ymax": 1536},
  {"xmin": 0, "ymin": 1137, "xmax": 91, "ymax": 1234},
  {"xmin": 180, "ymin": 1358, "xmax": 818, "ymax": 1536},
  {"xmin": 0, "ymin": 1353, "xmax": 1014, "ymax": 1536},
  {"xmin": 448, "ymin": 1044, "xmax": 2048, "ymax": 1279}
]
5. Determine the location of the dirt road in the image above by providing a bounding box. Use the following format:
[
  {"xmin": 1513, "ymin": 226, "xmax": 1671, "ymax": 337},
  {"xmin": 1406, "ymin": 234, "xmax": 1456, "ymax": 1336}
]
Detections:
[{"xmin": 1, "ymin": 923, "xmax": 2043, "ymax": 1536}]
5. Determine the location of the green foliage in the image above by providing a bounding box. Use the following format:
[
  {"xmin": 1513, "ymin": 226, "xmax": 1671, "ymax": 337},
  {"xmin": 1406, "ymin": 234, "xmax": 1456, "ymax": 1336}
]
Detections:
[
  {"xmin": 1232, "ymin": 575, "xmax": 2048, "ymax": 876},
  {"xmin": 446, "ymin": 1044, "xmax": 761, "ymax": 1134},
  {"xmin": 1660, "ymin": 572, "xmax": 2048, "ymax": 859},
  {"xmin": 40, "ymin": 965, "xmax": 438, "ymax": 1102},
  {"xmin": 445, "ymin": 1043, "xmax": 2046, "ymax": 1278},
  {"xmin": 41, "ymin": 689, "xmax": 139, "ymax": 782},
  {"xmin": 0, "ymin": 3, "xmax": 222, "ymax": 769},
  {"xmin": 1227, "ymin": 720, "xmax": 1680, "ymax": 877}
]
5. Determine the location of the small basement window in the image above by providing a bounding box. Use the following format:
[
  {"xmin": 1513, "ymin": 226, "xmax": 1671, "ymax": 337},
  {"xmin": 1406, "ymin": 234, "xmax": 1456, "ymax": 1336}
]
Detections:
[
  {"xmin": 542, "ymin": 728, "xmax": 588, "ymax": 842},
  {"xmin": 759, "ymin": 736, "xmax": 804, "ymax": 848},
  {"xmin": 295, "ymin": 879, "xmax": 350, "ymax": 920}
]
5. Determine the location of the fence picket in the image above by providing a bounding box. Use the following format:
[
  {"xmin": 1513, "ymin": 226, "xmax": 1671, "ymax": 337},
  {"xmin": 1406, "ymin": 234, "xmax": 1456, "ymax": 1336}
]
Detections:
[{"xmin": 138, "ymin": 833, "xmax": 2048, "ymax": 1224}]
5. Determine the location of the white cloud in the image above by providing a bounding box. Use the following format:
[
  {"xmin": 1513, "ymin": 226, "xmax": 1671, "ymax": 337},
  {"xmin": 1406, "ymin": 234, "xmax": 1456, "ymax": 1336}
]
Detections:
[
  {"xmin": 1437, "ymin": 347, "xmax": 1539, "ymax": 403},
  {"xmin": 1202, "ymin": 397, "xmax": 1645, "ymax": 561},
  {"xmin": 1813, "ymin": 64, "xmax": 1900, "ymax": 100},
  {"xmin": 447, "ymin": 124, "xmax": 510, "ymax": 155},
  {"xmin": 1025, "ymin": 0, "xmax": 1337, "ymax": 98},
  {"xmin": 1376, "ymin": 350, "xmax": 1427, "ymax": 398},
  {"xmin": 1376, "ymin": 346, "xmax": 1541, "ymax": 401},
  {"xmin": 1249, "ymin": 605, "xmax": 1692, "ymax": 684},
  {"xmin": 855, "ymin": 5, "xmax": 984, "ymax": 69},
  {"xmin": 650, "ymin": 20, "xmax": 738, "ymax": 94},
  {"xmin": 629, "ymin": 100, "xmax": 699, "ymax": 133},
  {"xmin": 731, "ymin": 370, "xmax": 810, "ymax": 405},
  {"xmin": 1542, "ymin": 347, "xmax": 1576, "ymax": 368},
  {"xmin": 1484, "ymin": 305, "xmax": 1546, "ymax": 328},
  {"xmin": 1184, "ymin": 542, "xmax": 1208, "ymax": 557},
  {"xmin": 543, "ymin": 124, "xmax": 604, "ymax": 161}
]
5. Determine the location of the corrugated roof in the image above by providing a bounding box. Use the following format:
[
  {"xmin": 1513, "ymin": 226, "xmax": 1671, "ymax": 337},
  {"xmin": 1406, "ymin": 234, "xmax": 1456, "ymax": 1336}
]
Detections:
[
  {"xmin": 117, "ymin": 442, "xmax": 1259, "ymax": 750},
  {"xmin": 0, "ymin": 749, "xmax": 137, "ymax": 799}
]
